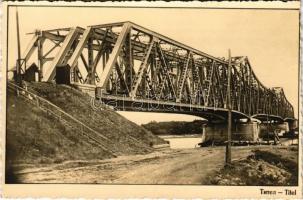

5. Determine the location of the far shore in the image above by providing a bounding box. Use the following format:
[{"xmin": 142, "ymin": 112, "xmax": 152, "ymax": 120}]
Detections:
[{"xmin": 159, "ymin": 134, "xmax": 202, "ymax": 139}]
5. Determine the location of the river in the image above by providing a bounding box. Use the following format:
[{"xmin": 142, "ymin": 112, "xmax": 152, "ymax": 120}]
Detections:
[
  {"xmin": 159, "ymin": 135, "xmax": 298, "ymax": 149},
  {"xmin": 160, "ymin": 134, "xmax": 203, "ymax": 149}
]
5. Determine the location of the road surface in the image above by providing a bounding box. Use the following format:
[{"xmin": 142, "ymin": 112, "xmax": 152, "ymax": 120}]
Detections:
[{"xmin": 14, "ymin": 146, "xmax": 272, "ymax": 184}]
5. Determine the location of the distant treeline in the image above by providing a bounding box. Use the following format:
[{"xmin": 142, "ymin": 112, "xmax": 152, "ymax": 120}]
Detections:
[{"xmin": 142, "ymin": 120, "xmax": 207, "ymax": 135}]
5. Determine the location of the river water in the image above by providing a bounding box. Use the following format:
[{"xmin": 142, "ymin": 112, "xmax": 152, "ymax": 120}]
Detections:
[
  {"xmin": 160, "ymin": 135, "xmax": 203, "ymax": 149},
  {"xmin": 159, "ymin": 135, "xmax": 298, "ymax": 149}
]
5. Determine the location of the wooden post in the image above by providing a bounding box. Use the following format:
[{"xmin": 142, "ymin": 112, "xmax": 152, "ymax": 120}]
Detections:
[
  {"xmin": 16, "ymin": 8, "xmax": 22, "ymax": 86},
  {"xmin": 225, "ymin": 49, "xmax": 232, "ymax": 165},
  {"xmin": 37, "ymin": 36, "xmax": 44, "ymax": 81},
  {"xmin": 88, "ymin": 37, "xmax": 94, "ymax": 84},
  {"xmin": 266, "ymin": 94, "xmax": 270, "ymax": 144}
]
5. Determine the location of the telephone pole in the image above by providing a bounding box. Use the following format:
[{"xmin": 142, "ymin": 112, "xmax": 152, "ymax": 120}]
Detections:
[{"xmin": 225, "ymin": 49, "xmax": 232, "ymax": 165}]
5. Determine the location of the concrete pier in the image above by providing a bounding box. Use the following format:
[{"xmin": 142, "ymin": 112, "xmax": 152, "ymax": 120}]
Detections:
[
  {"xmin": 202, "ymin": 121, "xmax": 260, "ymax": 143},
  {"xmin": 202, "ymin": 120, "xmax": 290, "ymax": 144},
  {"xmin": 259, "ymin": 122, "xmax": 289, "ymax": 138}
]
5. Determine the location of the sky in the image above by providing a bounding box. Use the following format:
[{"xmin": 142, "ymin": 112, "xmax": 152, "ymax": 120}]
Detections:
[{"xmin": 6, "ymin": 6, "xmax": 299, "ymax": 124}]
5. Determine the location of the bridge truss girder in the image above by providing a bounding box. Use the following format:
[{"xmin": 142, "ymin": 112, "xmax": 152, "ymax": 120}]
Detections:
[{"xmin": 17, "ymin": 21, "xmax": 294, "ymax": 119}]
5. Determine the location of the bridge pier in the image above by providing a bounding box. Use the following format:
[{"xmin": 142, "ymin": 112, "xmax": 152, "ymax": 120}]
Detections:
[
  {"xmin": 201, "ymin": 118, "xmax": 291, "ymax": 145},
  {"xmin": 252, "ymin": 114, "xmax": 291, "ymax": 140},
  {"xmin": 259, "ymin": 121, "xmax": 289, "ymax": 138},
  {"xmin": 201, "ymin": 121, "xmax": 260, "ymax": 145},
  {"xmin": 284, "ymin": 118, "xmax": 298, "ymax": 133}
]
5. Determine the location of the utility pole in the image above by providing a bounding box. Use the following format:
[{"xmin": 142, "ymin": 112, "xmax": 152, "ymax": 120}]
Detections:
[
  {"xmin": 16, "ymin": 8, "xmax": 22, "ymax": 86},
  {"xmin": 225, "ymin": 49, "xmax": 232, "ymax": 165}
]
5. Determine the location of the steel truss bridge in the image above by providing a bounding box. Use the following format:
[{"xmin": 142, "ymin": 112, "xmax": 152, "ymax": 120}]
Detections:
[{"xmin": 15, "ymin": 21, "xmax": 294, "ymax": 122}]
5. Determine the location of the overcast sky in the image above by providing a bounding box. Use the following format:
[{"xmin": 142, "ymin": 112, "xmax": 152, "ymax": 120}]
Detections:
[{"xmin": 6, "ymin": 6, "xmax": 299, "ymax": 123}]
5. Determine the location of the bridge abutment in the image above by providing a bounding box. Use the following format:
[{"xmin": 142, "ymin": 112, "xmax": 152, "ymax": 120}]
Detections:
[{"xmin": 73, "ymin": 83, "xmax": 97, "ymax": 97}]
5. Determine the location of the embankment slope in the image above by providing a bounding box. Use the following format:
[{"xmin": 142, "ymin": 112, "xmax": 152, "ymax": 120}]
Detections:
[{"xmin": 6, "ymin": 82, "xmax": 165, "ymax": 166}]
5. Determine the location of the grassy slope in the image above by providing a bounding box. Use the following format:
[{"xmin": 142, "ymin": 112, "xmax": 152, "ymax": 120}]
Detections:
[
  {"xmin": 7, "ymin": 82, "xmax": 165, "ymax": 165},
  {"xmin": 6, "ymin": 91, "xmax": 112, "ymax": 165}
]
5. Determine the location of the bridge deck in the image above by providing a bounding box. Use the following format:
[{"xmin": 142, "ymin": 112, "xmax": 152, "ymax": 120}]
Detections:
[{"xmin": 97, "ymin": 94, "xmax": 250, "ymax": 122}]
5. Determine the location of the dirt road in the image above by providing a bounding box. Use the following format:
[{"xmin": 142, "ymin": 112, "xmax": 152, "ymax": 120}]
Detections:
[{"xmin": 14, "ymin": 146, "xmax": 277, "ymax": 184}]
